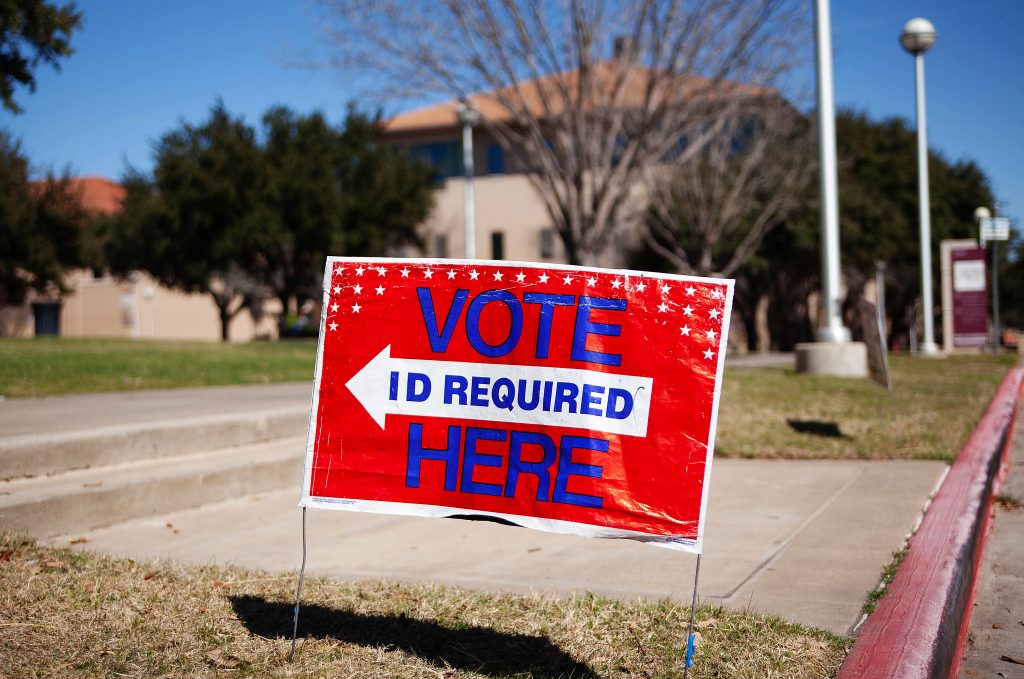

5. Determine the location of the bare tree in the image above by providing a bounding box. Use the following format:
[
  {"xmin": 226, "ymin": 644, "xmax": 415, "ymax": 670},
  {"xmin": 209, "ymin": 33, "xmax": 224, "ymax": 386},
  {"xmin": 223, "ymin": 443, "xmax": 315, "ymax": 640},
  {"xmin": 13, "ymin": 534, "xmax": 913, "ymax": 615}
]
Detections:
[
  {"xmin": 316, "ymin": 0, "xmax": 807, "ymax": 265},
  {"xmin": 643, "ymin": 92, "xmax": 813, "ymax": 277}
]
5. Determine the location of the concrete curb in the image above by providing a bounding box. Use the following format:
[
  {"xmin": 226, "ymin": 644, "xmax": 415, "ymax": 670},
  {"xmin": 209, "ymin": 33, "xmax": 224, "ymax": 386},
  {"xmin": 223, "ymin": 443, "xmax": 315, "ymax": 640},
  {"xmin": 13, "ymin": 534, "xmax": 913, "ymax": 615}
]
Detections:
[{"xmin": 836, "ymin": 367, "xmax": 1024, "ymax": 679}]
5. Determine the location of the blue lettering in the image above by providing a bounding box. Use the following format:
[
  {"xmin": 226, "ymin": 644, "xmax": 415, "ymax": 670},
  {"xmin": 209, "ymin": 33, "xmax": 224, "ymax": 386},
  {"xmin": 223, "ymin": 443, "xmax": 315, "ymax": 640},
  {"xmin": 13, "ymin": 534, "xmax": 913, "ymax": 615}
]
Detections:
[
  {"xmin": 418, "ymin": 288, "xmax": 469, "ymax": 353},
  {"xmin": 553, "ymin": 381, "xmax": 579, "ymax": 413},
  {"xmin": 461, "ymin": 427, "xmax": 506, "ymax": 496},
  {"xmin": 606, "ymin": 388, "xmax": 634, "ymax": 419},
  {"xmin": 444, "ymin": 375, "xmax": 468, "ymax": 405},
  {"xmin": 571, "ymin": 296, "xmax": 626, "ymax": 366},
  {"xmin": 517, "ymin": 379, "xmax": 541, "ymax": 410},
  {"xmin": 465, "ymin": 290, "xmax": 524, "ymax": 358},
  {"xmin": 389, "ymin": 370, "xmax": 399, "ymax": 401},
  {"xmin": 406, "ymin": 372, "xmax": 431, "ymax": 402},
  {"xmin": 406, "ymin": 423, "xmax": 460, "ymax": 491},
  {"xmin": 505, "ymin": 431, "xmax": 556, "ymax": 501},
  {"xmin": 470, "ymin": 376, "xmax": 489, "ymax": 407},
  {"xmin": 553, "ymin": 435, "xmax": 607, "ymax": 508},
  {"xmin": 580, "ymin": 384, "xmax": 605, "ymax": 416},
  {"xmin": 523, "ymin": 292, "xmax": 574, "ymax": 359}
]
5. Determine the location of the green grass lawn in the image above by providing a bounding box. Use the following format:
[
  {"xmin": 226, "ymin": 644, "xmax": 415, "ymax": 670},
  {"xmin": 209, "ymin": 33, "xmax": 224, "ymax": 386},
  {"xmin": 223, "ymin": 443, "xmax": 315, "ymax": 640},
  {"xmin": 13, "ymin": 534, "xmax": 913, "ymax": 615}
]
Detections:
[
  {"xmin": 1, "ymin": 338, "xmax": 1014, "ymax": 462},
  {"xmin": 0, "ymin": 338, "xmax": 317, "ymax": 397},
  {"xmin": 716, "ymin": 353, "xmax": 1017, "ymax": 461},
  {"xmin": 0, "ymin": 534, "xmax": 849, "ymax": 678}
]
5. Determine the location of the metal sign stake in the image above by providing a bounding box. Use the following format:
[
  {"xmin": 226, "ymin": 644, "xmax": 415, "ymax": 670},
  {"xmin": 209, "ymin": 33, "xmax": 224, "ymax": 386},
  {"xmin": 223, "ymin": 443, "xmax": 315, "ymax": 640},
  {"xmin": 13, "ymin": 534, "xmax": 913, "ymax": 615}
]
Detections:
[{"xmin": 683, "ymin": 553, "xmax": 703, "ymax": 678}]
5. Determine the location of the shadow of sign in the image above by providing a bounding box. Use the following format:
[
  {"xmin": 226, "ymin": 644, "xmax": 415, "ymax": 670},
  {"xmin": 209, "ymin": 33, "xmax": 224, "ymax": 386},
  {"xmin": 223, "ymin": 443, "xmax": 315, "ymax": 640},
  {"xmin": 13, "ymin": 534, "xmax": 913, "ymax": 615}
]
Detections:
[
  {"xmin": 230, "ymin": 595, "xmax": 596, "ymax": 678},
  {"xmin": 786, "ymin": 419, "xmax": 849, "ymax": 439}
]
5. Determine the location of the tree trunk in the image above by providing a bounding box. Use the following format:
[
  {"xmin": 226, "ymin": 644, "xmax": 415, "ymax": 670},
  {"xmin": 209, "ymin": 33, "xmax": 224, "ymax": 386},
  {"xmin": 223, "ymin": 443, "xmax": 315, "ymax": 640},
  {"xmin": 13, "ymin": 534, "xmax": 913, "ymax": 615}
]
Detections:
[
  {"xmin": 755, "ymin": 292, "xmax": 771, "ymax": 353},
  {"xmin": 219, "ymin": 308, "xmax": 231, "ymax": 342}
]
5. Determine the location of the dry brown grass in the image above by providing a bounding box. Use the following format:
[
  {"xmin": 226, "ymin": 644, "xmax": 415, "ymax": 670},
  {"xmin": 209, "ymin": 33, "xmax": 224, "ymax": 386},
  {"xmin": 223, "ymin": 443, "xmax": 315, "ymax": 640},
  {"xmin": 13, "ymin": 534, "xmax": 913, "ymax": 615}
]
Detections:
[{"xmin": 0, "ymin": 534, "xmax": 848, "ymax": 678}]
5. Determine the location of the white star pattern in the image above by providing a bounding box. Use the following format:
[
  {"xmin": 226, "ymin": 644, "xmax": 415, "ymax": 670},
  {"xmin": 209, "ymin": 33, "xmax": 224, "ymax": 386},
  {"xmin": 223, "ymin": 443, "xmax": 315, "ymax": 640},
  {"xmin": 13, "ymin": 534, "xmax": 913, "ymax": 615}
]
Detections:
[
  {"xmin": 562, "ymin": 274, "xmax": 572, "ymax": 285},
  {"xmin": 685, "ymin": 285, "xmax": 696, "ymax": 296},
  {"xmin": 636, "ymin": 281, "xmax": 647, "ymax": 292},
  {"xmin": 709, "ymin": 309, "xmax": 720, "ymax": 320},
  {"xmin": 447, "ymin": 269, "xmax": 457, "ymax": 279},
  {"xmin": 400, "ymin": 267, "xmax": 410, "ymax": 278},
  {"xmin": 355, "ymin": 266, "xmax": 365, "ymax": 276},
  {"xmin": 658, "ymin": 302, "xmax": 669, "ymax": 313},
  {"xmin": 682, "ymin": 305, "xmax": 694, "ymax": 316},
  {"xmin": 376, "ymin": 266, "xmax": 386, "ymax": 276},
  {"xmin": 329, "ymin": 321, "xmax": 338, "ymax": 331},
  {"xmin": 353, "ymin": 284, "xmax": 362, "ymax": 295},
  {"xmin": 493, "ymin": 271, "xmax": 504, "ymax": 281},
  {"xmin": 515, "ymin": 271, "xmax": 526, "ymax": 282},
  {"xmin": 538, "ymin": 273, "xmax": 549, "ymax": 283},
  {"xmin": 333, "ymin": 285, "xmax": 341, "ymax": 294},
  {"xmin": 711, "ymin": 288, "xmax": 723, "ymax": 299},
  {"xmin": 611, "ymin": 279, "xmax": 622, "ymax": 289},
  {"xmin": 707, "ymin": 329, "xmax": 717, "ymax": 341},
  {"xmin": 660, "ymin": 283, "xmax": 671, "ymax": 294},
  {"xmin": 469, "ymin": 270, "xmax": 480, "ymax": 280},
  {"xmin": 586, "ymin": 276, "xmax": 597, "ymax": 286},
  {"xmin": 330, "ymin": 303, "xmax": 339, "ymax": 312},
  {"xmin": 680, "ymin": 325, "xmax": 691, "ymax": 336},
  {"xmin": 704, "ymin": 348, "xmax": 714, "ymax": 359},
  {"xmin": 375, "ymin": 285, "xmax": 385, "ymax": 295},
  {"xmin": 351, "ymin": 303, "xmax": 362, "ymax": 313},
  {"xmin": 424, "ymin": 268, "xmax": 434, "ymax": 279}
]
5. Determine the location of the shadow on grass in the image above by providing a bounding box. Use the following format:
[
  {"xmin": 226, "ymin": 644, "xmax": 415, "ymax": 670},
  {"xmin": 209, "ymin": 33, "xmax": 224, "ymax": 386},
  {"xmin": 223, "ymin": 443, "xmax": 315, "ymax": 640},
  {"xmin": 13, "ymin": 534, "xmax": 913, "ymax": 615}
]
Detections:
[
  {"xmin": 230, "ymin": 595, "xmax": 596, "ymax": 678},
  {"xmin": 786, "ymin": 419, "xmax": 849, "ymax": 438}
]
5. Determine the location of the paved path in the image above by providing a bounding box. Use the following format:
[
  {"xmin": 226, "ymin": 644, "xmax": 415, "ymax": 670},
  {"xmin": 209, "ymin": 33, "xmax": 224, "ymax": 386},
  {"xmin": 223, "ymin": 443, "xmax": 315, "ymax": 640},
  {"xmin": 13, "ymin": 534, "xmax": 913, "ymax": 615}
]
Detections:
[
  {"xmin": 50, "ymin": 456, "xmax": 945, "ymax": 636},
  {"xmin": 960, "ymin": 404, "xmax": 1024, "ymax": 678}
]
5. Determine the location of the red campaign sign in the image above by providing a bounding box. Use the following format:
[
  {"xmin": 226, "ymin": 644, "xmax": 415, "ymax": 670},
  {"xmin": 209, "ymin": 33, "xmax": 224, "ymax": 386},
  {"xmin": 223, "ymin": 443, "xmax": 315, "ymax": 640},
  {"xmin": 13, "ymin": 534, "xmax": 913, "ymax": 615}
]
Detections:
[{"xmin": 300, "ymin": 258, "xmax": 733, "ymax": 553}]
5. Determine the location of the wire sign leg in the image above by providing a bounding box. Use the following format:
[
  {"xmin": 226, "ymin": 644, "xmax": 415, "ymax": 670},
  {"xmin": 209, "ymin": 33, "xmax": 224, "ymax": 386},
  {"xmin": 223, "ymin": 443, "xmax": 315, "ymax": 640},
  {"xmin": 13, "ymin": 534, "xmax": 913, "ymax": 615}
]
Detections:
[
  {"xmin": 289, "ymin": 506, "xmax": 308, "ymax": 662},
  {"xmin": 683, "ymin": 553, "xmax": 703, "ymax": 678}
]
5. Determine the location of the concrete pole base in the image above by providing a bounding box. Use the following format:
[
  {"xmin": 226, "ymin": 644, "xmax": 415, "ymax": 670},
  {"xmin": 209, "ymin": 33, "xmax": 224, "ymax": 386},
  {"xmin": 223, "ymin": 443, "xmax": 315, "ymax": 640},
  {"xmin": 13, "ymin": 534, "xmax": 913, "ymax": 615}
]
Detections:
[{"xmin": 795, "ymin": 341, "xmax": 869, "ymax": 378}]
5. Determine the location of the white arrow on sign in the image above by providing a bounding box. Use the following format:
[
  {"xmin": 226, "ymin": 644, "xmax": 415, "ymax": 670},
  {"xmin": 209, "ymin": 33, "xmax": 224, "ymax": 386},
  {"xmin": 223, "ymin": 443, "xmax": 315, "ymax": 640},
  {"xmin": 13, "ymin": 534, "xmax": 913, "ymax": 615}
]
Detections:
[{"xmin": 345, "ymin": 345, "xmax": 653, "ymax": 437}]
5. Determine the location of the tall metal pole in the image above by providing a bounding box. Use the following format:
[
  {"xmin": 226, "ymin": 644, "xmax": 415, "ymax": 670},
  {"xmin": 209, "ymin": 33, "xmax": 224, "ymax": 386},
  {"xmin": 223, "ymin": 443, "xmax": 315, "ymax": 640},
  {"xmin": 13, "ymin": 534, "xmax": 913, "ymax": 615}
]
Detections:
[
  {"xmin": 992, "ymin": 204, "xmax": 1001, "ymax": 354},
  {"xmin": 460, "ymin": 112, "xmax": 477, "ymax": 259},
  {"xmin": 913, "ymin": 53, "xmax": 939, "ymax": 354},
  {"xmin": 813, "ymin": 0, "xmax": 849, "ymax": 342}
]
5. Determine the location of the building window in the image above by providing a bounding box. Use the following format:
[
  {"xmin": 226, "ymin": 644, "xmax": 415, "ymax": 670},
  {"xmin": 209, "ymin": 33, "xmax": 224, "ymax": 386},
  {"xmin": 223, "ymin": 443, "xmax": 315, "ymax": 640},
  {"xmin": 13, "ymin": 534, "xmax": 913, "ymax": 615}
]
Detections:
[
  {"xmin": 491, "ymin": 231, "xmax": 505, "ymax": 260},
  {"xmin": 540, "ymin": 228, "xmax": 558, "ymax": 259},
  {"xmin": 433, "ymin": 233, "xmax": 449, "ymax": 259},
  {"xmin": 487, "ymin": 144, "xmax": 505, "ymax": 175},
  {"xmin": 409, "ymin": 142, "xmax": 463, "ymax": 179}
]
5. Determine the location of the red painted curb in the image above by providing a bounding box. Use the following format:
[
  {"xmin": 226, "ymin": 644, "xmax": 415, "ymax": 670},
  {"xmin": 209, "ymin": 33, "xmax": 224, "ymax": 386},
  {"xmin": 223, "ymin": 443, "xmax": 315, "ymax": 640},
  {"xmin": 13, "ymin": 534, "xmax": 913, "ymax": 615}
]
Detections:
[{"xmin": 836, "ymin": 367, "xmax": 1024, "ymax": 679}]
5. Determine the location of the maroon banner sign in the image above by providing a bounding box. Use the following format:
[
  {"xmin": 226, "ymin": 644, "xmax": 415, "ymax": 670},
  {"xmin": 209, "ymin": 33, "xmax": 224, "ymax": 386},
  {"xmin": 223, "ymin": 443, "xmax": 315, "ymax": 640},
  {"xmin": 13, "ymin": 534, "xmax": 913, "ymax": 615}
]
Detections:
[{"xmin": 951, "ymin": 248, "xmax": 988, "ymax": 348}]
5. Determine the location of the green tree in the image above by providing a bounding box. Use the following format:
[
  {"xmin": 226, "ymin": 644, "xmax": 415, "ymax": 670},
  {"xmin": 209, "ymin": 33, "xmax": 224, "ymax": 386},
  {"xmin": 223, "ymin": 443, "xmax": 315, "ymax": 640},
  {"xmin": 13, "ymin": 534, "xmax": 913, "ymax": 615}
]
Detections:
[
  {"xmin": 253, "ymin": 107, "xmax": 431, "ymax": 314},
  {"xmin": 0, "ymin": 129, "xmax": 87, "ymax": 314},
  {"xmin": 105, "ymin": 103, "xmax": 434, "ymax": 340},
  {"xmin": 0, "ymin": 0, "xmax": 82, "ymax": 113},
  {"xmin": 104, "ymin": 104, "xmax": 269, "ymax": 341}
]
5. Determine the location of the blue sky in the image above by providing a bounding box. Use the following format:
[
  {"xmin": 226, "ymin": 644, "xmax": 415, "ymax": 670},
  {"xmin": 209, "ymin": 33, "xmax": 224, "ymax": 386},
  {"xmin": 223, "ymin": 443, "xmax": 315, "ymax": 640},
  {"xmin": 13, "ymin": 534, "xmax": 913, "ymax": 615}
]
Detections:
[{"xmin": 2, "ymin": 0, "xmax": 1021, "ymax": 227}]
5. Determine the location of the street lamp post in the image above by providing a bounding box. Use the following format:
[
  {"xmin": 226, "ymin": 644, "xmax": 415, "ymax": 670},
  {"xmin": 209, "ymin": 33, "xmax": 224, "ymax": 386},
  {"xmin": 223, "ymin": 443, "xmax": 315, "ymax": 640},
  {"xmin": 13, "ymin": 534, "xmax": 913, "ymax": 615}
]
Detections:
[
  {"xmin": 456, "ymin": 101, "xmax": 480, "ymax": 259},
  {"xmin": 900, "ymin": 17, "xmax": 939, "ymax": 355},
  {"xmin": 813, "ymin": 0, "xmax": 850, "ymax": 343}
]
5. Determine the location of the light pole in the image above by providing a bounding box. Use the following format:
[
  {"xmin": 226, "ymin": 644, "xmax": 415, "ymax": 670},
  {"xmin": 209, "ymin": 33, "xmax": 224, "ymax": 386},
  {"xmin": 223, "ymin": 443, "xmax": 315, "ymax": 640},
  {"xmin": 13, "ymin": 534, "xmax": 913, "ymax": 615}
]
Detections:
[
  {"xmin": 456, "ymin": 101, "xmax": 480, "ymax": 259},
  {"xmin": 974, "ymin": 205, "xmax": 1001, "ymax": 353},
  {"xmin": 813, "ymin": 0, "xmax": 850, "ymax": 343},
  {"xmin": 901, "ymin": 17, "xmax": 939, "ymax": 355}
]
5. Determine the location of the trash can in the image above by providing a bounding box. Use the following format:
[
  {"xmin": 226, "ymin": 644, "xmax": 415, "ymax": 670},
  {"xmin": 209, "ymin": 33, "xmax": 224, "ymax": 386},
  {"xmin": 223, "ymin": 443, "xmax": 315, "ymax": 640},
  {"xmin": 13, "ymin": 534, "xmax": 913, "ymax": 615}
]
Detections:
[{"xmin": 31, "ymin": 301, "xmax": 62, "ymax": 336}]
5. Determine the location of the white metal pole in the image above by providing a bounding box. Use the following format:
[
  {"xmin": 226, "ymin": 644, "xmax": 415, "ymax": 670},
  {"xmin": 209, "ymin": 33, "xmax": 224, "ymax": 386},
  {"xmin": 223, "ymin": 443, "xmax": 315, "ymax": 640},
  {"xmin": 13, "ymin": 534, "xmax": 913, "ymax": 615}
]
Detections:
[
  {"xmin": 914, "ymin": 53, "xmax": 939, "ymax": 354},
  {"xmin": 462, "ymin": 122, "xmax": 477, "ymax": 259},
  {"xmin": 992, "ymin": 204, "xmax": 1001, "ymax": 354},
  {"xmin": 813, "ymin": 0, "xmax": 849, "ymax": 342}
]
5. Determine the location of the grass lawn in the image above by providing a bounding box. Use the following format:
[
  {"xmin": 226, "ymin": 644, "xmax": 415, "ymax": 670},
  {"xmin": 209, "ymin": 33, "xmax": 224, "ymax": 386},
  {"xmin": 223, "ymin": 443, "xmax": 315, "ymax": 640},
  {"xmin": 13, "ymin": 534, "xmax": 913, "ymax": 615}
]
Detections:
[
  {"xmin": 0, "ymin": 534, "xmax": 848, "ymax": 678},
  {"xmin": 716, "ymin": 353, "xmax": 1017, "ymax": 461},
  {"xmin": 0, "ymin": 338, "xmax": 317, "ymax": 398},
  {"xmin": 1, "ymin": 338, "xmax": 1015, "ymax": 462}
]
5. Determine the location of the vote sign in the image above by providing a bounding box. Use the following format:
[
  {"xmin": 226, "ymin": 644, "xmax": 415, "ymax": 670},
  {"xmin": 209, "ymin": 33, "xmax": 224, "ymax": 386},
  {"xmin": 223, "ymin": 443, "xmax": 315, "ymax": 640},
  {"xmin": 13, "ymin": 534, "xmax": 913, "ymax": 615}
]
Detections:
[{"xmin": 300, "ymin": 258, "xmax": 733, "ymax": 553}]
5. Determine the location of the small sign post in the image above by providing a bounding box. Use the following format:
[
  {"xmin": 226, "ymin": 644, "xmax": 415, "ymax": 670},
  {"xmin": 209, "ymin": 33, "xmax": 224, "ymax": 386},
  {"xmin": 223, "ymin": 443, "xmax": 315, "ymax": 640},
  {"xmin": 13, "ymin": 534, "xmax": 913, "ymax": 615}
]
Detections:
[{"xmin": 291, "ymin": 257, "xmax": 735, "ymax": 668}]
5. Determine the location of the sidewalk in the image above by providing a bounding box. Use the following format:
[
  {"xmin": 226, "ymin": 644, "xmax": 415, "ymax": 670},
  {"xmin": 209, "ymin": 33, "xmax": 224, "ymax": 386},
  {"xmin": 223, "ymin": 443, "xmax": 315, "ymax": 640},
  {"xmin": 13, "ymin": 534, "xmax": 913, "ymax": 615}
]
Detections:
[
  {"xmin": 0, "ymin": 382, "xmax": 946, "ymax": 636},
  {"xmin": 959, "ymin": 402, "xmax": 1024, "ymax": 678}
]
